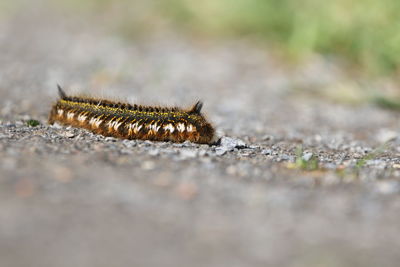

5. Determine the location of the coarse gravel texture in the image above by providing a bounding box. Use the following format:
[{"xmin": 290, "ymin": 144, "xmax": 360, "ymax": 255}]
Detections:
[{"xmin": 2, "ymin": 6, "xmax": 400, "ymax": 267}]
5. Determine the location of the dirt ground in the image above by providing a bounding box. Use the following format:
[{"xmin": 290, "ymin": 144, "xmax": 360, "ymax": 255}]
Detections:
[{"xmin": 1, "ymin": 6, "xmax": 400, "ymax": 267}]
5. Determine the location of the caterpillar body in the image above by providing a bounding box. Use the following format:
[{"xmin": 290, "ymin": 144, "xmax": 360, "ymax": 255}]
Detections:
[{"xmin": 48, "ymin": 86, "xmax": 215, "ymax": 144}]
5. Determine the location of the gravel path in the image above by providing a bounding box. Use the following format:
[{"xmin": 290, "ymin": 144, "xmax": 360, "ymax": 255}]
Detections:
[{"xmin": 1, "ymin": 8, "xmax": 400, "ymax": 267}]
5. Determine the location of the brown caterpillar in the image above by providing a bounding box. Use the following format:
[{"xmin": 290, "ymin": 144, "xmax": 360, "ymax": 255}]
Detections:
[{"xmin": 48, "ymin": 86, "xmax": 215, "ymax": 144}]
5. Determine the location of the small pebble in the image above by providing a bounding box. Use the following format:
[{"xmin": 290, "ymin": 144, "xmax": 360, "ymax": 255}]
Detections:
[
  {"xmin": 279, "ymin": 154, "xmax": 290, "ymax": 161},
  {"xmin": 261, "ymin": 149, "xmax": 272, "ymax": 155},
  {"xmin": 63, "ymin": 131, "xmax": 75, "ymax": 138},
  {"xmin": 219, "ymin": 136, "xmax": 246, "ymax": 151},
  {"xmin": 122, "ymin": 140, "xmax": 137, "ymax": 148},
  {"xmin": 392, "ymin": 164, "xmax": 400, "ymax": 169},
  {"xmin": 215, "ymin": 148, "xmax": 227, "ymax": 156},
  {"xmin": 302, "ymin": 152, "xmax": 313, "ymax": 161},
  {"xmin": 51, "ymin": 123, "xmax": 62, "ymax": 129},
  {"xmin": 182, "ymin": 140, "xmax": 195, "ymax": 147}
]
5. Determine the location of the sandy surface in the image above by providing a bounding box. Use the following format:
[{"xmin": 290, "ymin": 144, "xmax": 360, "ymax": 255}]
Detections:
[{"xmin": 1, "ymin": 6, "xmax": 400, "ymax": 267}]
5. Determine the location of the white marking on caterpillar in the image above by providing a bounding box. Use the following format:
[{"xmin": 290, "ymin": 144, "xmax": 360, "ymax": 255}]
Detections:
[
  {"xmin": 186, "ymin": 124, "xmax": 194, "ymax": 132},
  {"xmin": 114, "ymin": 121, "xmax": 123, "ymax": 131},
  {"xmin": 177, "ymin": 123, "xmax": 185, "ymax": 132},
  {"xmin": 128, "ymin": 122, "xmax": 143, "ymax": 134},
  {"xmin": 89, "ymin": 117, "xmax": 96, "ymax": 126},
  {"xmin": 163, "ymin": 124, "xmax": 175, "ymax": 133},
  {"xmin": 78, "ymin": 114, "xmax": 87, "ymax": 123},
  {"xmin": 147, "ymin": 123, "xmax": 161, "ymax": 133},
  {"xmin": 57, "ymin": 109, "xmax": 64, "ymax": 117},
  {"xmin": 108, "ymin": 120, "xmax": 116, "ymax": 131},
  {"xmin": 154, "ymin": 123, "xmax": 161, "ymax": 132},
  {"xmin": 89, "ymin": 117, "xmax": 103, "ymax": 128},
  {"xmin": 67, "ymin": 112, "xmax": 75, "ymax": 120},
  {"xmin": 95, "ymin": 119, "xmax": 103, "ymax": 128}
]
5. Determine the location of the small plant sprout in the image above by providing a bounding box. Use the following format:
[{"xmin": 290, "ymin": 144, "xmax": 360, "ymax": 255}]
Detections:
[
  {"xmin": 287, "ymin": 145, "xmax": 320, "ymax": 171},
  {"xmin": 26, "ymin": 119, "xmax": 40, "ymax": 127}
]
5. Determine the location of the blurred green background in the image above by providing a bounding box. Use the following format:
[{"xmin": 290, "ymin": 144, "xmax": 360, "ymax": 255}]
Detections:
[
  {"xmin": 1, "ymin": 0, "xmax": 399, "ymax": 101},
  {"xmin": 38, "ymin": 0, "xmax": 400, "ymax": 76},
  {"xmin": 3, "ymin": 0, "xmax": 400, "ymax": 76},
  {"xmin": 168, "ymin": 0, "xmax": 400, "ymax": 76}
]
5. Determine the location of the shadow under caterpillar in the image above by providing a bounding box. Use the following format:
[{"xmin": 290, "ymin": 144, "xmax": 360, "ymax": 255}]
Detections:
[{"xmin": 48, "ymin": 86, "xmax": 215, "ymax": 144}]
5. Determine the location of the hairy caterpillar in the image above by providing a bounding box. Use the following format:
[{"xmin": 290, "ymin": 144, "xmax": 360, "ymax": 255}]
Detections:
[{"xmin": 48, "ymin": 86, "xmax": 215, "ymax": 144}]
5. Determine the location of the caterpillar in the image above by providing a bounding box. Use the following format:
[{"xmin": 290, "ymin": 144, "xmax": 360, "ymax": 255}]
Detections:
[{"xmin": 48, "ymin": 86, "xmax": 215, "ymax": 144}]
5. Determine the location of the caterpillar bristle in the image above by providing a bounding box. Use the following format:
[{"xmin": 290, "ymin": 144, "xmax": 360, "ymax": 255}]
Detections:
[
  {"xmin": 57, "ymin": 84, "xmax": 67, "ymax": 99},
  {"xmin": 48, "ymin": 86, "xmax": 215, "ymax": 144},
  {"xmin": 190, "ymin": 101, "xmax": 203, "ymax": 114}
]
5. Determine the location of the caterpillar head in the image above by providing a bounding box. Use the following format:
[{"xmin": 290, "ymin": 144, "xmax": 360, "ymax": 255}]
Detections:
[{"xmin": 187, "ymin": 101, "xmax": 215, "ymax": 144}]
